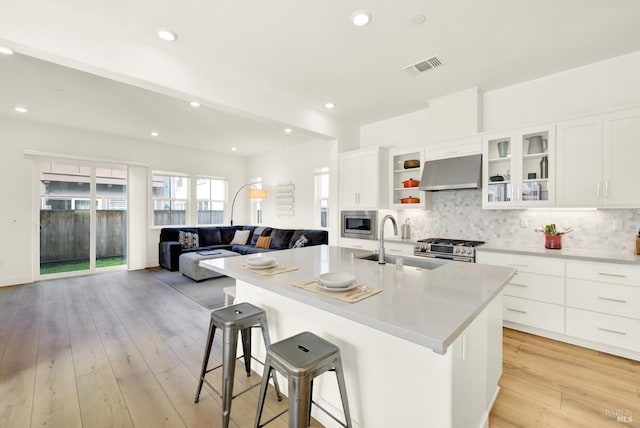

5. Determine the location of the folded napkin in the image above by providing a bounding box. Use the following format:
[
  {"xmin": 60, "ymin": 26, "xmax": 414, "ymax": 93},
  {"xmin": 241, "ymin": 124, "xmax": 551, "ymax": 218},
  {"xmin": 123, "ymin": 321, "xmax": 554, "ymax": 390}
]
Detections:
[
  {"xmin": 292, "ymin": 278, "xmax": 383, "ymax": 303},
  {"xmin": 235, "ymin": 263, "xmax": 298, "ymax": 276}
]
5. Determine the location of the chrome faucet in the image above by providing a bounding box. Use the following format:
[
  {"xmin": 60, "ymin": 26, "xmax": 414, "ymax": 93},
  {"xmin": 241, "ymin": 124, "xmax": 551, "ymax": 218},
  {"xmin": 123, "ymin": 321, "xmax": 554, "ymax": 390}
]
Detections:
[{"xmin": 378, "ymin": 214, "xmax": 398, "ymax": 264}]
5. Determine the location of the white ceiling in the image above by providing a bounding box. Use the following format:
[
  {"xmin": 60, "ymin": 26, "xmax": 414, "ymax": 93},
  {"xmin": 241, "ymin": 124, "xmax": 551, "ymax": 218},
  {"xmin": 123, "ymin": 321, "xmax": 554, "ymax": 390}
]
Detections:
[{"xmin": 1, "ymin": 0, "xmax": 640, "ymax": 154}]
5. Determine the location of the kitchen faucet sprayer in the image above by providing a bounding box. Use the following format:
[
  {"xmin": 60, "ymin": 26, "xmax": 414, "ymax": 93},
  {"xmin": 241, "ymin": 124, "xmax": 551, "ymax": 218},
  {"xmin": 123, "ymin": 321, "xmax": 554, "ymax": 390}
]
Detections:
[{"xmin": 378, "ymin": 215, "xmax": 398, "ymax": 264}]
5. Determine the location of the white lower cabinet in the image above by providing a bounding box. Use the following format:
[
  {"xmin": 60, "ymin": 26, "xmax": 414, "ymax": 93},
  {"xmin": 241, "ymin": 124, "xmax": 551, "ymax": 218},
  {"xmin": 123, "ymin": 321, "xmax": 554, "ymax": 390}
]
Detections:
[
  {"xmin": 383, "ymin": 241, "xmax": 414, "ymax": 256},
  {"xmin": 566, "ymin": 308, "xmax": 640, "ymax": 353},
  {"xmin": 479, "ymin": 250, "xmax": 640, "ymax": 360},
  {"xmin": 338, "ymin": 237, "xmax": 377, "ymax": 251},
  {"xmin": 503, "ymin": 296, "xmax": 564, "ymax": 333}
]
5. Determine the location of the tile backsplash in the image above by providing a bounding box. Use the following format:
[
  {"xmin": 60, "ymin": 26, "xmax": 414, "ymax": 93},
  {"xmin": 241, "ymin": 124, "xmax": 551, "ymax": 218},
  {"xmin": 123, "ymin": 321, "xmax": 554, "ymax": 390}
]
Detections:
[{"xmin": 399, "ymin": 190, "xmax": 640, "ymax": 254}]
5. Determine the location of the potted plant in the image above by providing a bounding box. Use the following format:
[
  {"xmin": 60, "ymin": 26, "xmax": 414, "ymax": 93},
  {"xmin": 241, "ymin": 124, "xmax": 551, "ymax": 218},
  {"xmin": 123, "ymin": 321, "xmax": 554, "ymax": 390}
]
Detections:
[{"xmin": 534, "ymin": 224, "xmax": 572, "ymax": 249}]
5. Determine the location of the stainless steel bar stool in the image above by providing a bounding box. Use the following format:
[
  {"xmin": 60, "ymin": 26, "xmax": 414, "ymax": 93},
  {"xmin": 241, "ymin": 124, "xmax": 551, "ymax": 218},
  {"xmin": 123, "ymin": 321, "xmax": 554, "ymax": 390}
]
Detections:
[
  {"xmin": 195, "ymin": 302, "xmax": 282, "ymax": 428},
  {"xmin": 254, "ymin": 331, "xmax": 352, "ymax": 428}
]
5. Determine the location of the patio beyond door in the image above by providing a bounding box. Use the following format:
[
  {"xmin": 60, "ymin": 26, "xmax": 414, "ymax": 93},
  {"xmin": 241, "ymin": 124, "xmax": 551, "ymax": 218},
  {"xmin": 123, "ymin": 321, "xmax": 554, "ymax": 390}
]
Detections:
[{"xmin": 38, "ymin": 161, "xmax": 127, "ymax": 276}]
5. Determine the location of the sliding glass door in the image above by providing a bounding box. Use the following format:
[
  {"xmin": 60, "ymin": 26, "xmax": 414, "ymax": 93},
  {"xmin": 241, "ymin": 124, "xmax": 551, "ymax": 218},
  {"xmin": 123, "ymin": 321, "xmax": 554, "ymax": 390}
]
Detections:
[{"xmin": 38, "ymin": 161, "xmax": 127, "ymax": 276}]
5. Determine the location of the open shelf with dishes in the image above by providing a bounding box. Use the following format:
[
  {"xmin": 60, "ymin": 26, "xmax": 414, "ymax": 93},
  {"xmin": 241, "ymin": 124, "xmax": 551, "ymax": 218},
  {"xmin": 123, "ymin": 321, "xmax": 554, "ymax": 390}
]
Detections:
[
  {"xmin": 389, "ymin": 146, "xmax": 428, "ymax": 209},
  {"xmin": 482, "ymin": 124, "xmax": 555, "ymax": 208}
]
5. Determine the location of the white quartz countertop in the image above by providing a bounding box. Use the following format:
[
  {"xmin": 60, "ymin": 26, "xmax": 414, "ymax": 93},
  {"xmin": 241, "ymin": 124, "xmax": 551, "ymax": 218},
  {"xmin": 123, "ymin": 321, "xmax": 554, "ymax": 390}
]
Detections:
[
  {"xmin": 200, "ymin": 245, "xmax": 515, "ymax": 354},
  {"xmin": 478, "ymin": 245, "xmax": 640, "ymax": 265}
]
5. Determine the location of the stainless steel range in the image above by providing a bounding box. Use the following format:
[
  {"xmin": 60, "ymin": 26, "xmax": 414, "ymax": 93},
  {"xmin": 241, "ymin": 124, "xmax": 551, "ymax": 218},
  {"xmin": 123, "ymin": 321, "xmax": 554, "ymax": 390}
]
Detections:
[{"xmin": 414, "ymin": 238, "xmax": 485, "ymax": 263}]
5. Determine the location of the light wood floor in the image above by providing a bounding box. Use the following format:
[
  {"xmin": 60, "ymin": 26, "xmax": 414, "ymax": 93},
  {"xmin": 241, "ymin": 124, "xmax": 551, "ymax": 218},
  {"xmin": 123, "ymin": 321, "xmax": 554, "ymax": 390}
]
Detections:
[{"xmin": 0, "ymin": 270, "xmax": 638, "ymax": 427}]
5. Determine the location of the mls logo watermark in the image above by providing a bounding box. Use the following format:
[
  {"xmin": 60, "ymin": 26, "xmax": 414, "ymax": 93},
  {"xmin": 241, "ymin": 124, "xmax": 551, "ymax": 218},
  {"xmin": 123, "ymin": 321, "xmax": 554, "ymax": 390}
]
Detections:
[{"xmin": 605, "ymin": 408, "xmax": 633, "ymax": 423}]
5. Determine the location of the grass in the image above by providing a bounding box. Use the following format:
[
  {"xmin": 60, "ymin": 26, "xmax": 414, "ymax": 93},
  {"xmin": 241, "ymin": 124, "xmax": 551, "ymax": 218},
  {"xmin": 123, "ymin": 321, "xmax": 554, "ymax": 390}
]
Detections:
[{"xmin": 40, "ymin": 256, "xmax": 126, "ymax": 275}]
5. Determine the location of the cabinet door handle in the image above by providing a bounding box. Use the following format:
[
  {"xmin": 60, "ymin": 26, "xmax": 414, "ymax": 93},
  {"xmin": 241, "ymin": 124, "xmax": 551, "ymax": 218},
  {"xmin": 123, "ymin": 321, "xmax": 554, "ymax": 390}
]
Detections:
[
  {"xmin": 597, "ymin": 181, "xmax": 601, "ymax": 199},
  {"xmin": 597, "ymin": 296, "xmax": 627, "ymax": 303},
  {"xmin": 598, "ymin": 272, "xmax": 627, "ymax": 278},
  {"xmin": 507, "ymin": 263, "xmax": 528, "ymax": 268},
  {"xmin": 352, "ymin": 245, "xmax": 363, "ymax": 249},
  {"xmin": 506, "ymin": 308, "xmax": 527, "ymax": 314},
  {"xmin": 597, "ymin": 327, "xmax": 626, "ymax": 336},
  {"xmin": 510, "ymin": 283, "xmax": 528, "ymax": 288},
  {"xmin": 604, "ymin": 180, "xmax": 610, "ymax": 199},
  {"xmin": 444, "ymin": 150, "xmax": 459, "ymax": 155}
]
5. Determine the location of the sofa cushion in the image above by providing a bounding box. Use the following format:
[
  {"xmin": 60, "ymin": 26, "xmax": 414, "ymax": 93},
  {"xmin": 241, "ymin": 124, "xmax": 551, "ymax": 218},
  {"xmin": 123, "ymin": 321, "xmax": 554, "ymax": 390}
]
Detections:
[
  {"xmin": 269, "ymin": 229, "xmax": 295, "ymax": 249},
  {"xmin": 230, "ymin": 230, "xmax": 251, "ymax": 245},
  {"xmin": 291, "ymin": 234, "xmax": 309, "ymax": 248},
  {"xmin": 231, "ymin": 245, "xmax": 274, "ymax": 255},
  {"xmin": 289, "ymin": 229, "xmax": 328, "ymax": 248},
  {"xmin": 199, "ymin": 227, "xmax": 222, "ymax": 246},
  {"xmin": 218, "ymin": 226, "xmax": 242, "ymax": 244},
  {"xmin": 250, "ymin": 226, "xmax": 267, "ymax": 245},
  {"xmin": 161, "ymin": 227, "xmax": 197, "ymax": 242},
  {"xmin": 179, "ymin": 231, "xmax": 199, "ymax": 248},
  {"xmin": 255, "ymin": 236, "xmax": 271, "ymax": 249}
]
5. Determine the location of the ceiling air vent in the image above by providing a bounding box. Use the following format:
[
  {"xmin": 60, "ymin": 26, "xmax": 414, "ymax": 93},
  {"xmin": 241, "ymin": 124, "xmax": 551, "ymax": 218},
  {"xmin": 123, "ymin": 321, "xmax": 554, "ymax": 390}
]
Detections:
[{"xmin": 404, "ymin": 56, "xmax": 443, "ymax": 76}]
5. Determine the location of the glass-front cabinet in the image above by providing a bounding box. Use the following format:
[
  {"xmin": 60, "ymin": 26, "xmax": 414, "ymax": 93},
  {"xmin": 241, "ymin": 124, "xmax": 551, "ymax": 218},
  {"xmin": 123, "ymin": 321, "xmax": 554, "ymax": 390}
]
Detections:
[
  {"xmin": 389, "ymin": 146, "xmax": 427, "ymax": 209},
  {"xmin": 482, "ymin": 124, "xmax": 555, "ymax": 209}
]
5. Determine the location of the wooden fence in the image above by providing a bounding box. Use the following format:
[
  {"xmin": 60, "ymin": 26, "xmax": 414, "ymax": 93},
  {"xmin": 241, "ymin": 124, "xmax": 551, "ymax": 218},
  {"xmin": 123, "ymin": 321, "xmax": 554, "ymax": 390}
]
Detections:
[{"xmin": 40, "ymin": 210, "xmax": 126, "ymax": 262}]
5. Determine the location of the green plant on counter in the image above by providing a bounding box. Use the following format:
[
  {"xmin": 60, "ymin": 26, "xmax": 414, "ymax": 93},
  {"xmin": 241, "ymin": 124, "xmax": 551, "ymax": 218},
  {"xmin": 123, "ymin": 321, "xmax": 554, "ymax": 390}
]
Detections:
[{"xmin": 534, "ymin": 223, "xmax": 573, "ymax": 236}]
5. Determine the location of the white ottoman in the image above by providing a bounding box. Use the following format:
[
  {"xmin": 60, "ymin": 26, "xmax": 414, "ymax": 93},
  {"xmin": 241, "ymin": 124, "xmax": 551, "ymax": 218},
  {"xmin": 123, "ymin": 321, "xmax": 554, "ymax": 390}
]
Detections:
[{"xmin": 179, "ymin": 249, "xmax": 239, "ymax": 282}]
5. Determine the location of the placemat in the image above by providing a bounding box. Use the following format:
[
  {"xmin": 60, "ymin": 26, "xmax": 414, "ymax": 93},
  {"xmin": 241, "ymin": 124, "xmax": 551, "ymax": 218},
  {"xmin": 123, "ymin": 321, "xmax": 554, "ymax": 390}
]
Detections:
[
  {"xmin": 292, "ymin": 278, "xmax": 383, "ymax": 303},
  {"xmin": 235, "ymin": 264, "xmax": 299, "ymax": 276}
]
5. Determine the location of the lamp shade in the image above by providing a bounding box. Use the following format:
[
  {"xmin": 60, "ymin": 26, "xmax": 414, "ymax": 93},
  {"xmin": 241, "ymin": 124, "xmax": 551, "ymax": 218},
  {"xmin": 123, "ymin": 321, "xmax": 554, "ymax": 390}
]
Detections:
[{"xmin": 248, "ymin": 188, "xmax": 267, "ymax": 199}]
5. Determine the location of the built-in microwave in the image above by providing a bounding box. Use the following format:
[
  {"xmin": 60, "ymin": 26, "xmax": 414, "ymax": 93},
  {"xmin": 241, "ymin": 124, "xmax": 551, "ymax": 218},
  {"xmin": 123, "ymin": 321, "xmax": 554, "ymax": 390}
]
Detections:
[{"xmin": 341, "ymin": 210, "xmax": 378, "ymax": 240}]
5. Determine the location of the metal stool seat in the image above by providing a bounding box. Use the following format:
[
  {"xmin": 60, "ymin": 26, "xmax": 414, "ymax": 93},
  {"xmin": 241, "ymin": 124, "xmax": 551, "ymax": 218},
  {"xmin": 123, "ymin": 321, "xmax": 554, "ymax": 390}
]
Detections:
[
  {"xmin": 195, "ymin": 302, "xmax": 282, "ymax": 428},
  {"xmin": 254, "ymin": 331, "xmax": 352, "ymax": 428}
]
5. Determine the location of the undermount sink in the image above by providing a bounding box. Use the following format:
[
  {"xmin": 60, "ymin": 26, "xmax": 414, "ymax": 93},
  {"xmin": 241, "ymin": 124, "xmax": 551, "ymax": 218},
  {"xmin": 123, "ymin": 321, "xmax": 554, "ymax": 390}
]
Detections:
[{"xmin": 357, "ymin": 253, "xmax": 448, "ymax": 270}]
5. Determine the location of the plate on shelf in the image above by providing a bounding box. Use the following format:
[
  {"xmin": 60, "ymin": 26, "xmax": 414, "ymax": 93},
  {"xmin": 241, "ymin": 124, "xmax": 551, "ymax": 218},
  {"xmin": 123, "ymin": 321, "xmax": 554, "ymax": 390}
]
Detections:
[
  {"xmin": 318, "ymin": 272, "xmax": 356, "ymax": 288},
  {"xmin": 315, "ymin": 281, "xmax": 358, "ymax": 292}
]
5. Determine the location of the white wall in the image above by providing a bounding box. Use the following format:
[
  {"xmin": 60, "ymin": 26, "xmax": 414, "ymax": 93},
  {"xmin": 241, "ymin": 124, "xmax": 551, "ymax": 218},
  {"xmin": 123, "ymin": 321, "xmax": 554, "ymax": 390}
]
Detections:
[
  {"xmin": 483, "ymin": 50, "xmax": 640, "ymax": 131},
  {"xmin": 247, "ymin": 138, "xmax": 332, "ymax": 230},
  {"xmin": 0, "ymin": 117, "xmax": 248, "ymax": 286},
  {"xmin": 360, "ymin": 88, "xmax": 481, "ymax": 149}
]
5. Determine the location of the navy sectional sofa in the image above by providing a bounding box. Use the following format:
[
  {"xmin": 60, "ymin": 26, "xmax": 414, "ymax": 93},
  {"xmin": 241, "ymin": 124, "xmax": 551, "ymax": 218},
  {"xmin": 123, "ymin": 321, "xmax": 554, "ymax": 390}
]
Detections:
[{"xmin": 159, "ymin": 225, "xmax": 328, "ymax": 271}]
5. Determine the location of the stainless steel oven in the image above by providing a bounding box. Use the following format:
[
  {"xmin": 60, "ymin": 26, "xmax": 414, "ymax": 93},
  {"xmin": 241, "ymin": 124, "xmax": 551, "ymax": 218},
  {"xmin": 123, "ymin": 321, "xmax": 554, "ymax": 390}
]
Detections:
[{"xmin": 341, "ymin": 210, "xmax": 378, "ymax": 240}]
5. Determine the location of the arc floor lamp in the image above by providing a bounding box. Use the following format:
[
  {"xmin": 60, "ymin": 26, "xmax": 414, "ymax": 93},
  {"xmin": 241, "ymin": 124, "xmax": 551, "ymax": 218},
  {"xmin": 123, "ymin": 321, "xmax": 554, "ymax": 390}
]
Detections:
[{"xmin": 229, "ymin": 183, "xmax": 267, "ymax": 225}]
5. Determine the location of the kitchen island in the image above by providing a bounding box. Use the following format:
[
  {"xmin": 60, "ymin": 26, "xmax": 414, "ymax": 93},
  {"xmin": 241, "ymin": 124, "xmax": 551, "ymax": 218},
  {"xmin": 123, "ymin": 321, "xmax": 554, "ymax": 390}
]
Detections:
[{"xmin": 200, "ymin": 245, "xmax": 515, "ymax": 428}]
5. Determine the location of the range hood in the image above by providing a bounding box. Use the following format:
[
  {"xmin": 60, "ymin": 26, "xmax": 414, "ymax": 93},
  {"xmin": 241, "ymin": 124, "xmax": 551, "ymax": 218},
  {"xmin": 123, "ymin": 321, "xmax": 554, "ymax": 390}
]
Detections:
[{"xmin": 419, "ymin": 154, "xmax": 482, "ymax": 191}]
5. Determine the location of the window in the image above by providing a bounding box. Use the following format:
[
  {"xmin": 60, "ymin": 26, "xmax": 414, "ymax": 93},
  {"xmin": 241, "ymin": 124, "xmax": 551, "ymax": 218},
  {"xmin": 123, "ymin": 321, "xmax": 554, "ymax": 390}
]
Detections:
[
  {"xmin": 197, "ymin": 177, "xmax": 227, "ymax": 225},
  {"xmin": 315, "ymin": 167, "xmax": 329, "ymax": 228},
  {"xmin": 152, "ymin": 174, "xmax": 189, "ymax": 226},
  {"xmin": 251, "ymin": 178, "xmax": 263, "ymax": 224}
]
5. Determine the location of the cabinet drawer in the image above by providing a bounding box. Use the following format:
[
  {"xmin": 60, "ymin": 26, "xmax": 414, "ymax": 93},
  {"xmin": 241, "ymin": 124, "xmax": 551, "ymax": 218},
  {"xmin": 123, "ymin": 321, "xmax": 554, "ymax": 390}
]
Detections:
[
  {"xmin": 383, "ymin": 241, "xmax": 414, "ymax": 257},
  {"xmin": 503, "ymin": 296, "xmax": 564, "ymax": 333},
  {"xmin": 566, "ymin": 308, "xmax": 640, "ymax": 353},
  {"xmin": 566, "ymin": 260, "xmax": 640, "ymax": 287},
  {"xmin": 477, "ymin": 252, "xmax": 564, "ymax": 277},
  {"xmin": 339, "ymin": 238, "xmax": 377, "ymax": 251},
  {"xmin": 504, "ymin": 272, "xmax": 564, "ymax": 305},
  {"xmin": 425, "ymin": 136, "xmax": 481, "ymax": 160},
  {"xmin": 566, "ymin": 278, "xmax": 640, "ymax": 320}
]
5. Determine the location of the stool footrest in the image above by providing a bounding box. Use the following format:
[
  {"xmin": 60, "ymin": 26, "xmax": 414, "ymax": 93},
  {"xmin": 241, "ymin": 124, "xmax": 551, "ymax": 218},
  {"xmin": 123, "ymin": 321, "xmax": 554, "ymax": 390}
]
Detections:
[
  {"xmin": 311, "ymin": 400, "xmax": 348, "ymax": 428},
  {"xmin": 257, "ymin": 408, "xmax": 288, "ymax": 428}
]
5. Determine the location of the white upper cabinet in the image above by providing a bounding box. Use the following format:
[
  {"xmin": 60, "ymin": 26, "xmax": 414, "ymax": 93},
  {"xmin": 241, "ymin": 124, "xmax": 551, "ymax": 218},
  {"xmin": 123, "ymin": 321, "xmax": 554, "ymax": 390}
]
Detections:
[
  {"xmin": 425, "ymin": 136, "xmax": 481, "ymax": 161},
  {"xmin": 557, "ymin": 107, "xmax": 640, "ymax": 208},
  {"xmin": 482, "ymin": 124, "xmax": 555, "ymax": 209},
  {"xmin": 556, "ymin": 116, "xmax": 603, "ymax": 206},
  {"xmin": 388, "ymin": 146, "xmax": 426, "ymax": 209},
  {"xmin": 339, "ymin": 147, "xmax": 387, "ymax": 210},
  {"xmin": 603, "ymin": 108, "xmax": 640, "ymax": 207}
]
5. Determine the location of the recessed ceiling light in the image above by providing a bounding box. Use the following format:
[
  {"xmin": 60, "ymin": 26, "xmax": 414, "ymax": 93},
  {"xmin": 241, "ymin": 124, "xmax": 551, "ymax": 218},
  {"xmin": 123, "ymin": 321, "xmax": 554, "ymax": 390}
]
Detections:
[
  {"xmin": 190, "ymin": 101, "xmax": 201, "ymax": 108},
  {"xmin": 150, "ymin": 131, "xmax": 159, "ymax": 137},
  {"xmin": 325, "ymin": 102, "xmax": 336, "ymax": 109},
  {"xmin": 0, "ymin": 46, "xmax": 14, "ymax": 55},
  {"xmin": 284, "ymin": 128, "xmax": 293, "ymax": 133},
  {"xmin": 231, "ymin": 147, "xmax": 238, "ymax": 151},
  {"xmin": 14, "ymin": 106, "xmax": 28, "ymax": 113},
  {"xmin": 157, "ymin": 28, "xmax": 178, "ymax": 41},
  {"xmin": 412, "ymin": 14, "xmax": 426, "ymax": 25},
  {"xmin": 351, "ymin": 10, "xmax": 372, "ymax": 27}
]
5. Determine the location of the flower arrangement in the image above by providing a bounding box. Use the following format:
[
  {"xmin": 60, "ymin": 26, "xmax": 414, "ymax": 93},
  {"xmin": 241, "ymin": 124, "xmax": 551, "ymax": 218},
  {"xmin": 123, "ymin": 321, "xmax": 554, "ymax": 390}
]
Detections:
[
  {"xmin": 534, "ymin": 224, "xmax": 573, "ymax": 236},
  {"xmin": 534, "ymin": 224, "xmax": 572, "ymax": 249}
]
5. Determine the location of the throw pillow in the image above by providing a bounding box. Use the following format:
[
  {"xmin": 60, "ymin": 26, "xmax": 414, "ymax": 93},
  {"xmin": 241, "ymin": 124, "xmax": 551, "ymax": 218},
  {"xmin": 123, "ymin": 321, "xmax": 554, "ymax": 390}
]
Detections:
[
  {"xmin": 178, "ymin": 231, "xmax": 199, "ymax": 248},
  {"xmin": 255, "ymin": 236, "xmax": 271, "ymax": 249},
  {"xmin": 229, "ymin": 229, "xmax": 251, "ymax": 245},
  {"xmin": 250, "ymin": 226, "xmax": 267, "ymax": 245},
  {"xmin": 292, "ymin": 234, "xmax": 309, "ymax": 248}
]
